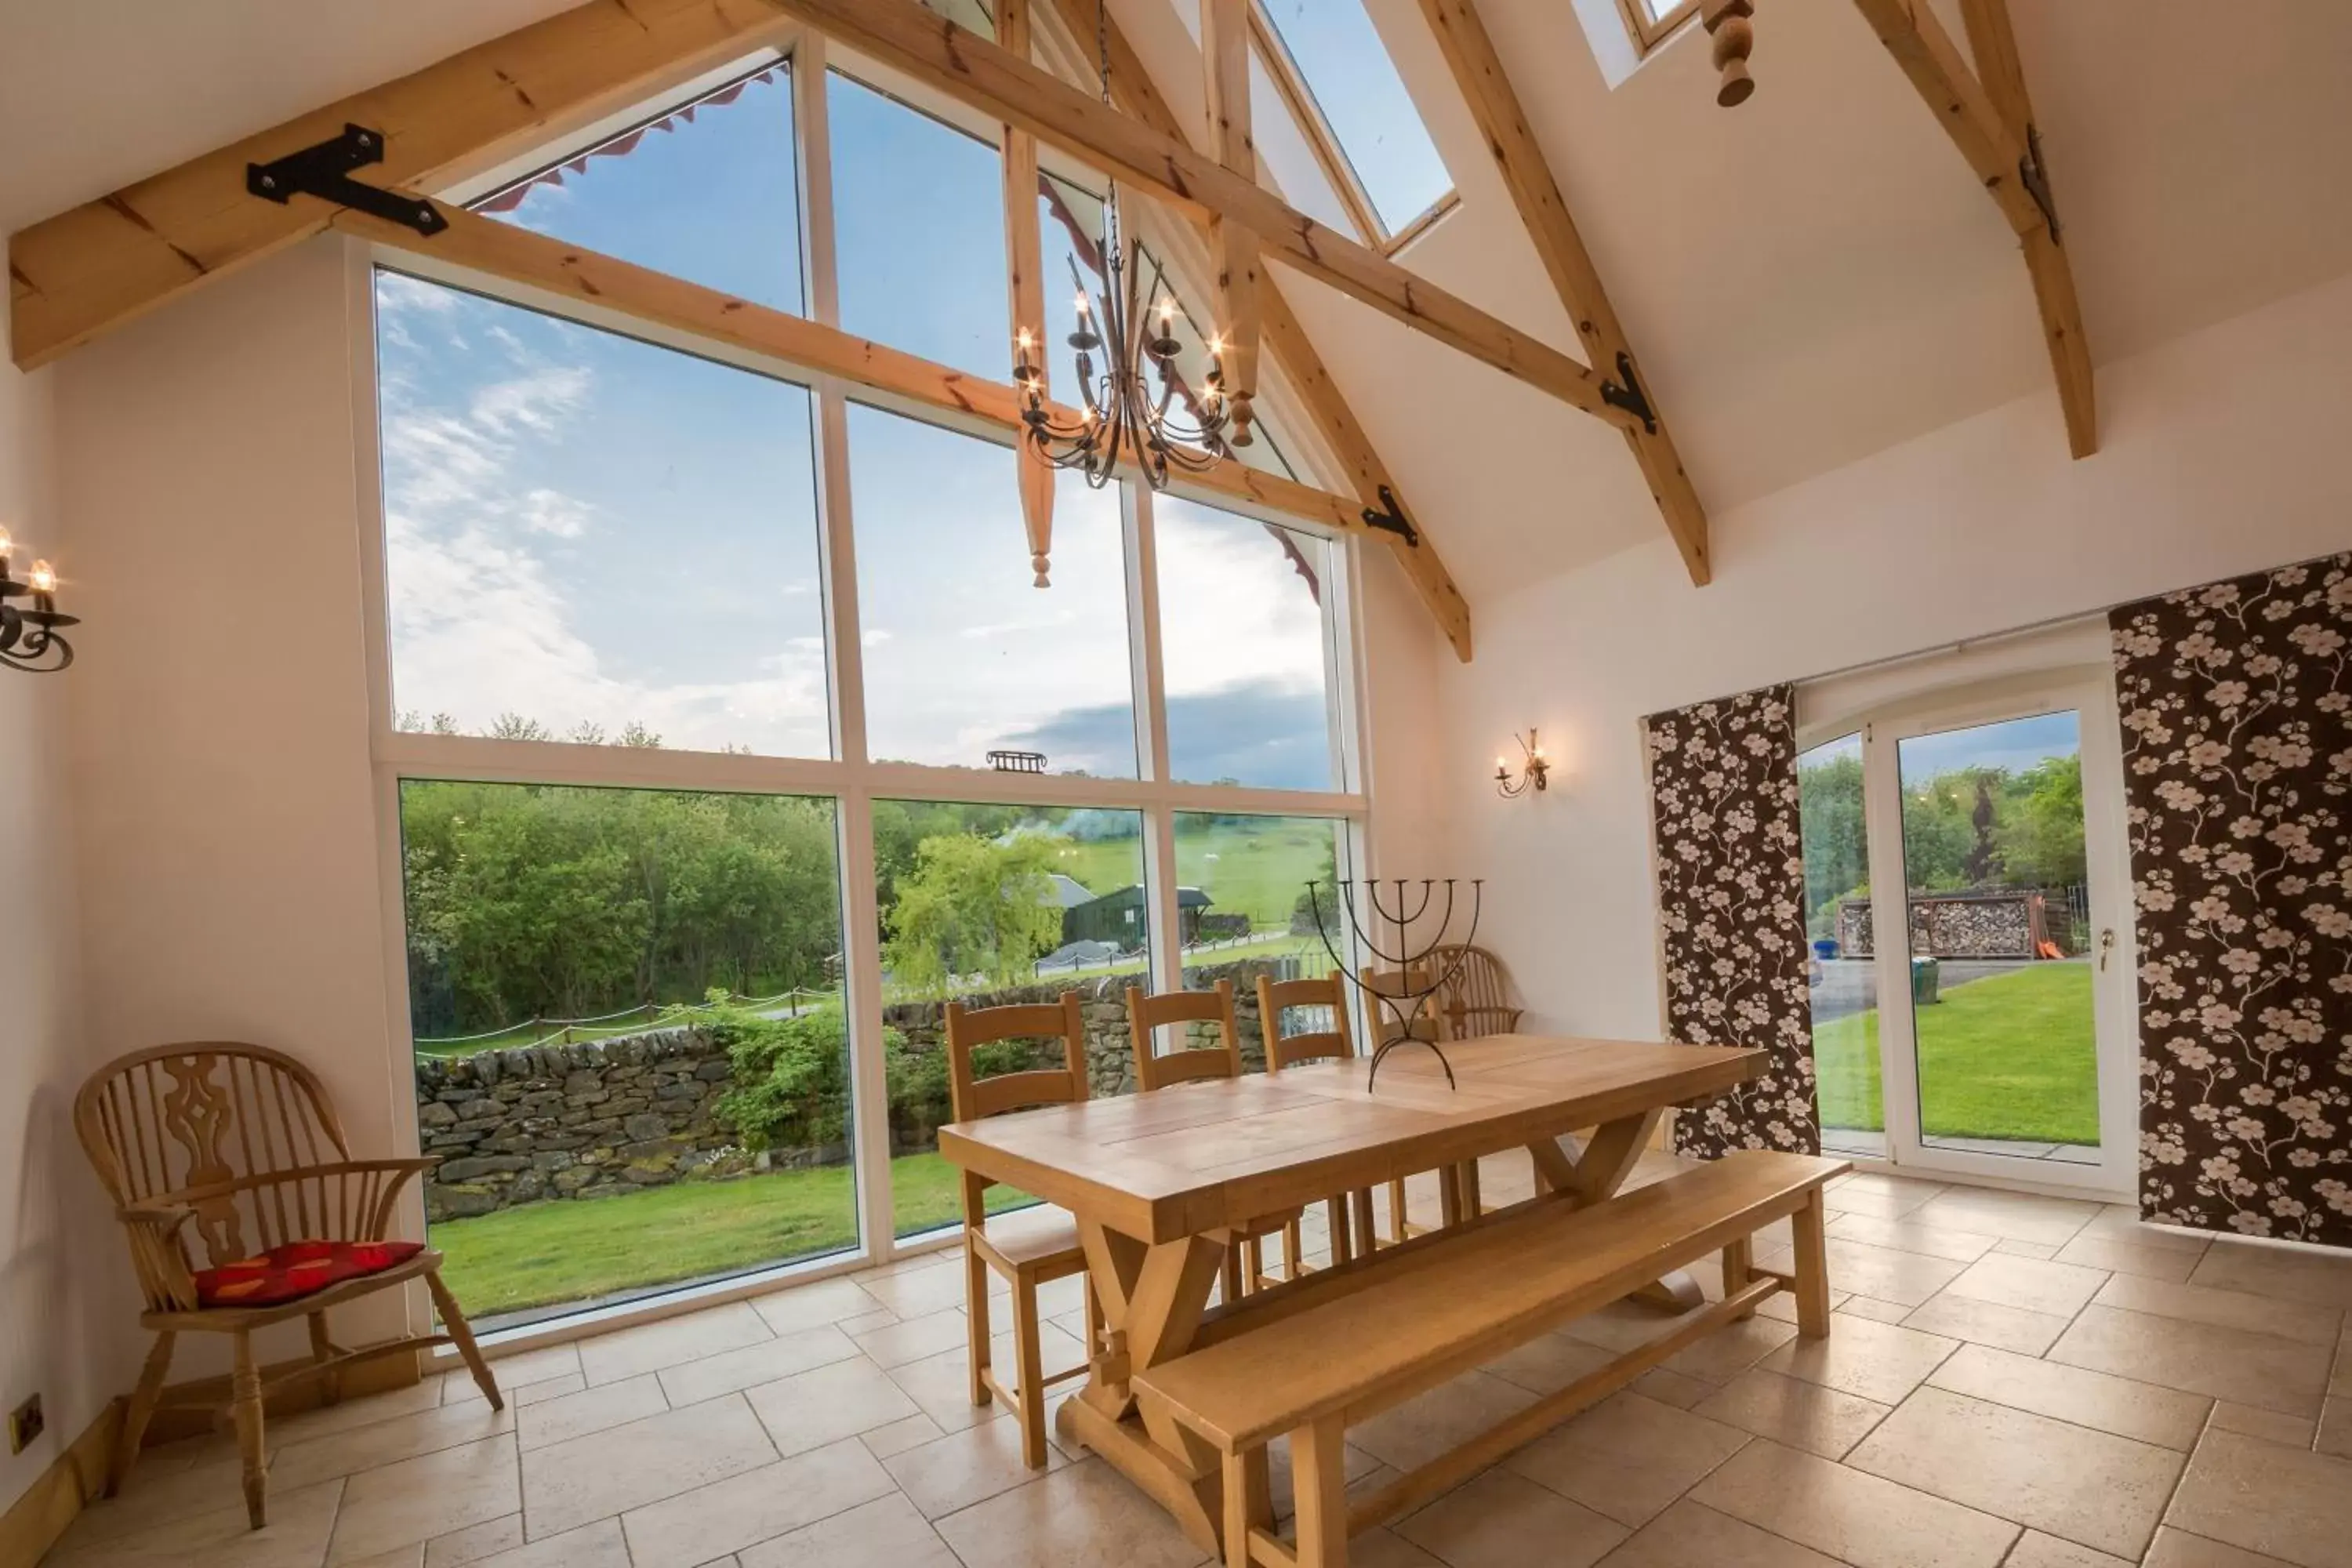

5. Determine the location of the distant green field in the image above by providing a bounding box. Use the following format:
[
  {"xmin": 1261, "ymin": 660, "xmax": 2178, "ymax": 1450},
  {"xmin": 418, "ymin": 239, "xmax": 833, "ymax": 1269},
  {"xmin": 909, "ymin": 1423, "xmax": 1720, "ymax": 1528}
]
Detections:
[
  {"xmin": 1816, "ymin": 963, "xmax": 2099, "ymax": 1145},
  {"xmin": 1044, "ymin": 817, "xmax": 1338, "ymax": 930}
]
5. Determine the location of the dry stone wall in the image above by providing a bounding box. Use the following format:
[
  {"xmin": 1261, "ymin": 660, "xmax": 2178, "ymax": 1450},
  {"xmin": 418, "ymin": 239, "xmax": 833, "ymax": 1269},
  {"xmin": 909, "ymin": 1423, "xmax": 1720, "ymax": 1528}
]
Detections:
[{"xmin": 416, "ymin": 953, "xmax": 1305, "ymax": 1221}]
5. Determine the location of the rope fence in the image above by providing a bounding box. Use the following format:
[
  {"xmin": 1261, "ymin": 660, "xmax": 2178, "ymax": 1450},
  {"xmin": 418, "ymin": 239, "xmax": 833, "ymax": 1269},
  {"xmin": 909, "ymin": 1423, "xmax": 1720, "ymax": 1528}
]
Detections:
[{"xmin": 414, "ymin": 987, "xmax": 836, "ymax": 1054}]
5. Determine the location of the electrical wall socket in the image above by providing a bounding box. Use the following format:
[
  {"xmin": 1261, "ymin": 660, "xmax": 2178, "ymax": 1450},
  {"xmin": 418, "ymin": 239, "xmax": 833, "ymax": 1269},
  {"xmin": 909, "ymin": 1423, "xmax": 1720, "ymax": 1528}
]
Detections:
[{"xmin": 7, "ymin": 1393, "xmax": 42, "ymax": 1454}]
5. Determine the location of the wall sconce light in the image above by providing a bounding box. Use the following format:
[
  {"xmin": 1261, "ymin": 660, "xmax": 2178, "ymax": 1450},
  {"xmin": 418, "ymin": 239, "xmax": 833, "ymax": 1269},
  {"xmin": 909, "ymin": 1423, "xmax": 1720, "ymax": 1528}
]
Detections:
[
  {"xmin": 1494, "ymin": 730, "xmax": 1550, "ymax": 798},
  {"xmin": 0, "ymin": 528, "xmax": 78, "ymax": 673}
]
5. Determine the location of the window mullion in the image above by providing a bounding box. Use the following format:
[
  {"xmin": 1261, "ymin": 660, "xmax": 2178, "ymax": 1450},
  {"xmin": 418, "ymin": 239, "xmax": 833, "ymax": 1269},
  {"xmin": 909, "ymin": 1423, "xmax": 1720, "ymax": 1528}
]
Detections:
[
  {"xmin": 1126, "ymin": 481, "xmax": 1184, "ymax": 992},
  {"xmin": 796, "ymin": 40, "xmax": 894, "ymax": 1261}
]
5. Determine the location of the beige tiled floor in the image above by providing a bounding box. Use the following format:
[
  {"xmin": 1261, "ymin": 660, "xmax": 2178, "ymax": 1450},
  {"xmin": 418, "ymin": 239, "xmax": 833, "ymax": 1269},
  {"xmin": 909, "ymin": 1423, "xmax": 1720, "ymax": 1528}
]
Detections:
[{"xmin": 44, "ymin": 1163, "xmax": 2352, "ymax": 1568}]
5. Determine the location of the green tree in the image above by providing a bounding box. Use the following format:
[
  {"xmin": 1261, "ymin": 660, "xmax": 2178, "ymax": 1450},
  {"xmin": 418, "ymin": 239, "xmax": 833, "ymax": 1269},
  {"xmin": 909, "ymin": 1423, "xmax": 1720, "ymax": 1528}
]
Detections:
[
  {"xmin": 882, "ymin": 833, "xmax": 1064, "ymax": 996},
  {"xmin": 1996, "ymin": 753, "xmax": 2086, "ymax": 887},
  {"xmin": 1797, "ymin": 750, "xmax": 1866, "ymax": 936},
  {"xmin": 399, "ymin": 781, "xmax": 843, "ymax": 1035}
]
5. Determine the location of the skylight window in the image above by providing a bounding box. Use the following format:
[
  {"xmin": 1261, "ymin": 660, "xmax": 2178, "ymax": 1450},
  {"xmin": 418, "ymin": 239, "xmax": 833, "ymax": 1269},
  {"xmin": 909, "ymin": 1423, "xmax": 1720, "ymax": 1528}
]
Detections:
[
  {"xmin": 1617, "ymin": 0, "xmax": 1697, "ymax": 53},
  {"xmin": 1253, "ymin": 0, "xmax": 1454, "ymax": 243}
]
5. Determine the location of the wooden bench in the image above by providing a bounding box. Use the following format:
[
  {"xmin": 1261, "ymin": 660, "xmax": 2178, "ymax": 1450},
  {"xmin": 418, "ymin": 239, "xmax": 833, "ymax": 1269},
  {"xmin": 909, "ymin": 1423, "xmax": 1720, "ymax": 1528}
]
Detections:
[{"xmin": 1131, "ymin": 1149, "xmax": 1848, "ymax": 1568}]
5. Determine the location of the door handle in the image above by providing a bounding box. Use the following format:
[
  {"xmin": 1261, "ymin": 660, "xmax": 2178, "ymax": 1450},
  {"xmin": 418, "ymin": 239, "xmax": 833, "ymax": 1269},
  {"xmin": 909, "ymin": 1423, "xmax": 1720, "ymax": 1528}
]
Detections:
[{"xmin": 2098, "ymin": 928, "xmax": 2116, "ymax": 971}]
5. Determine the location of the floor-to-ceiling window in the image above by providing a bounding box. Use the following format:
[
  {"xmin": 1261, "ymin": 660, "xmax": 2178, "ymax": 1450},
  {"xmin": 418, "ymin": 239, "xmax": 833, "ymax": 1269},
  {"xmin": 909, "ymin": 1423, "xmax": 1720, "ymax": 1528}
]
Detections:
[{"xmin": 367, "ymin": 45, "xmax": 1371, "ymax": 1333}]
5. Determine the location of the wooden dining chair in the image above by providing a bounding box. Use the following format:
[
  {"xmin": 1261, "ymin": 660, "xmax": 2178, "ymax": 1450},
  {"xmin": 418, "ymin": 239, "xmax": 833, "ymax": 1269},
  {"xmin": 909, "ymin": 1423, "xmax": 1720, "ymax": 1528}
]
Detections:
[
  {"xmin": 1425, "ymin": 943, "xmax": 1526, "ymax": 1038},
  {"xmin": 1257, "ymin": 969, "xmax": 1376, "ymax": 1276},
  {"xmin": 74, "ymin": 1042, "xmax": 502, "ymax": 1530},
  {"xmin": 1126, "ymin": 979, "xmax": 1294, "ymax": 1298},
  {"xmin": 945, "ymin": 993, "xmax": 1102, "ymax": 1468},
  {"xmin": 1359, "ymin": 963, "xmax": 1483, "ymax": 1238}
]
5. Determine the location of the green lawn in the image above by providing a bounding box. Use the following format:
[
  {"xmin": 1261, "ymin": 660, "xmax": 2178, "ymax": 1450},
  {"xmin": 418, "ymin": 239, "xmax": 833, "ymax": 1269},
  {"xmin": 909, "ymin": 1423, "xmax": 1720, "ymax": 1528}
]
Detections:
[
  {"xmin": 432, "ymin": 1152, "xmax": 1027, "ymax": 1318},
  {"xmin": 1816, "ymin": 963, "xmax": 2098, "ymax": 1145}
]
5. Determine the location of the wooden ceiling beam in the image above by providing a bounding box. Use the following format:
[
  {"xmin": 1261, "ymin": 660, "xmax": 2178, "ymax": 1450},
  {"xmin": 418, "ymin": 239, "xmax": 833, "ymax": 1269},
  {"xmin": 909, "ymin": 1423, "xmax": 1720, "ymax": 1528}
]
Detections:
[
  {"xmin": 334, "ymin": 201, "xmax": 1382, "ymax": 546},
  {"xmin": 1414, "ymin": 0, "xmax": 1710, "ymax": 585},
  {"xmin": 7, "ymin": 0, "xmax": 793, "ymax": 370},
  {"xmin": 1198, "ymin": 0, "xmax": 1265, "ymax": 445},
  {"xmin": 997, "ymin": 0, "xmax": 1058, "ymax": 585},
  {"xmin": 1041, "ymin": 0, "xmax": 1472, "ymax": 660},
  {"xmin": 1852, "ymin": 0, "xmax": 2096, "ymax": 456},
  {"xmin": 764, "ymin": 0, "xmax": 1635, "ymax": 431},
  {"xmin": 1958, "ymin": 0, "xmax": 2096, "ymax": 459}
]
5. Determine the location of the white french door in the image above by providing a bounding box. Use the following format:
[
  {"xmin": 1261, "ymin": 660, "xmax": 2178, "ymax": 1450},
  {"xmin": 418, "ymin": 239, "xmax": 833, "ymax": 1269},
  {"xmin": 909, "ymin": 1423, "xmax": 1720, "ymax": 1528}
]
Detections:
[{"xmin": 1803, "ymin": 670, "xmax": 2138, "ymax": 1196}]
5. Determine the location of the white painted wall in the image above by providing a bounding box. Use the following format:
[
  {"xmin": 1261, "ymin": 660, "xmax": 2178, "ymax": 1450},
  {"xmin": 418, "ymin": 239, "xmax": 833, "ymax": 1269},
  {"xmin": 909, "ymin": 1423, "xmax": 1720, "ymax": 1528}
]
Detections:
[
  {"xmin": 54, "ymin": 239, "xmax": 412, "ymax": 1385},
  {"xmin": 0, "ymin": 308, "xmax": 122, "ymax": 1512},
  {"xmin": 1434, "ymin": 269, "xmax": 2352, "ymax": 1044}
]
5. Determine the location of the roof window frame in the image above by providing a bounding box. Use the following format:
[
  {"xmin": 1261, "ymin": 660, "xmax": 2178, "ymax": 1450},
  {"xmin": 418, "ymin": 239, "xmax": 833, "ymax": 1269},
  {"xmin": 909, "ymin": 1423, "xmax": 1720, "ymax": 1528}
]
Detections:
[{"xmin": 1615, "ymin": 0, "xmax": 1698, "ymax": 56}]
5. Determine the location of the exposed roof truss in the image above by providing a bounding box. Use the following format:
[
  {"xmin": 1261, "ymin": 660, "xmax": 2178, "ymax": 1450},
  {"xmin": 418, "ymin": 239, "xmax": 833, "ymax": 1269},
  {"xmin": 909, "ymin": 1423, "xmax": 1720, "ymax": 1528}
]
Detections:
[{"xmin": 1852, "ymin": 0, "xmax": 2096, "ymax": 458}]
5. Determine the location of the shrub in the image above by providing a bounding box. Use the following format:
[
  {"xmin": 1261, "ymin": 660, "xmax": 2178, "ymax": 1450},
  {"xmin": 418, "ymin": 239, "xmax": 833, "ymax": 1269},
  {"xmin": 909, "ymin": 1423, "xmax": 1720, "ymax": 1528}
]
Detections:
[
  {"xmin": 713, "ymin": 1004, "xmax": 869, "ymax": 1152},
  {"xmin": 883, "ymin": 1030, "xmax": 1047, "ymax": 1141},
  {"xmin": 715, "ymin": 1000, "xmax": 1050, "ymax": 1152}
]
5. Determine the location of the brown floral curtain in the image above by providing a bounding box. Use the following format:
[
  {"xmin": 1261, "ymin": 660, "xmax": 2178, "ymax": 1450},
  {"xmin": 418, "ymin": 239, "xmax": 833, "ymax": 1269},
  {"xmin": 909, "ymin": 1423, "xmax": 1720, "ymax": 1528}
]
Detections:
[
  {"xmin": 1643, "ymin": 684, "xmax": 1820, "ymax": 1157},
  {"xmin": 2115, "ymin": 553, "xmax": 2352, "ymax": 1243}
]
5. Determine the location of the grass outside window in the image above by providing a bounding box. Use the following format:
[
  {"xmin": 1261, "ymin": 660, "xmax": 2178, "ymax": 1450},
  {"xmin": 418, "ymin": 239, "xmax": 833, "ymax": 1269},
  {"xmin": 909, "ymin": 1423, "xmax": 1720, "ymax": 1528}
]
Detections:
[
  {"xmin": 433, "ymin": 1152, "xmax": 1033, "ymax": 1318},
  {"xmin": 1815, "ymin": 963, "xmax": 2098, "ymax": 1146}
]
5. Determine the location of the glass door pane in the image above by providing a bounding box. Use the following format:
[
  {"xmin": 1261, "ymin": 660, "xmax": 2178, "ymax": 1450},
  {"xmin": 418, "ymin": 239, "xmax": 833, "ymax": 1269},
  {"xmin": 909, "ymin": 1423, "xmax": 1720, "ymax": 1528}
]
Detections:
[
  {"xmin": 1799, "ymin": 734, "xmax": 1882, "ymax": 1157},
  {"xmin": 1893, "ymin": 712, "xmax": 2100, "ymax": 1164}
]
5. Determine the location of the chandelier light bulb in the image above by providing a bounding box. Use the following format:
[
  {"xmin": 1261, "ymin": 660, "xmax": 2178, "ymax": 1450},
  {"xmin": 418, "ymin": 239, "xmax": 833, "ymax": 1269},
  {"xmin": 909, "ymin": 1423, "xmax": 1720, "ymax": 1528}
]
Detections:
[
  {"xmin": 1016, "ymin": 326, "xmax": 1034, "ymax": 350},
  {"xmin": 27, "ymin": 561, "xmax": 56, "ymax": 593},
  {"xmin": 0, "ymin": 526, "xmax": 13, "ymax": 556}
]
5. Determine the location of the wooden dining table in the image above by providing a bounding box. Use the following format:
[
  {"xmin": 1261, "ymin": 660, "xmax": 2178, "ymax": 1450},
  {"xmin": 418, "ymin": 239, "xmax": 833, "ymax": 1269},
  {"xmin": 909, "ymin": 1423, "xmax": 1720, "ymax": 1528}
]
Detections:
[{"xmin": 938, "ymin": 1031, "xmax": 1765, "ymax": 1555}]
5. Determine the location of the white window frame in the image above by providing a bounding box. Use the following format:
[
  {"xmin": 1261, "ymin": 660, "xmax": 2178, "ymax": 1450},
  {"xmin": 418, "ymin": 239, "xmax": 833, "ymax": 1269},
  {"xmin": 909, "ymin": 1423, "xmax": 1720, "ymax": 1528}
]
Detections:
[{"xmin": 352, "ymin": 35, "xmax": 1379, "ymax": 1358}]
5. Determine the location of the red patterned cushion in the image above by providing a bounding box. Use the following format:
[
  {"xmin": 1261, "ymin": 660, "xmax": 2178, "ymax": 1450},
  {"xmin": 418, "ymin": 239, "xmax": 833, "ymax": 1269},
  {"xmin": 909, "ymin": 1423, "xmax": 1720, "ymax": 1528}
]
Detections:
[{"xmin": 193, "ymin": 1240, "xmax": 426, "ymax": 1308}]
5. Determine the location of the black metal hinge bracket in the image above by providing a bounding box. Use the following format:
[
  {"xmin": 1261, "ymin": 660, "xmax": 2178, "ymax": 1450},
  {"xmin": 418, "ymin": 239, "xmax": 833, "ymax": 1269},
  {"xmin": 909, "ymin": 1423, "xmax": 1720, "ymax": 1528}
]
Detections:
[
  {"xmin": 1600, "ymin": 350, "xmax": 1657, "ymax": 435},
  {"xmin": 2019, "ymin": 122, "xmax": 2061, "ymax": 241},
  {"xmin": 248, "ymin": 125, "xmax": 448, "ymax": 237},
  {"xmin": 1360, "ymin": 485, "xmax": 1420, "ymax": 548}
]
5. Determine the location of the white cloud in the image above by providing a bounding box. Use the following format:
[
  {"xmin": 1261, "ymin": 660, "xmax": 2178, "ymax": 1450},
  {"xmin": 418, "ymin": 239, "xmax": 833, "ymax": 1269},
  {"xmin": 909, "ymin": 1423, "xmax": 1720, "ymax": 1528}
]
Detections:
[
  {"xmin": 518, "ymin": 488, "xmax": 593, "ymax": 538},
  {"xmin": 379, "ymin": 305, "xmax": 830, "ymax": 757}
]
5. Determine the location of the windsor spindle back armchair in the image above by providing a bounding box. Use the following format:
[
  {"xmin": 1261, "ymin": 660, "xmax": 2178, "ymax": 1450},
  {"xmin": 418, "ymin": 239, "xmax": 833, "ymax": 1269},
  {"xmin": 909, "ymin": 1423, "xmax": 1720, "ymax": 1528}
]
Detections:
[
  {"xmin": 1425, "ymin": 944, "xmax": 1526, "ymax": 1039},
  {"xmin": 75, "ymin": 1042, "xmax": 500, "ymax": 1530}
]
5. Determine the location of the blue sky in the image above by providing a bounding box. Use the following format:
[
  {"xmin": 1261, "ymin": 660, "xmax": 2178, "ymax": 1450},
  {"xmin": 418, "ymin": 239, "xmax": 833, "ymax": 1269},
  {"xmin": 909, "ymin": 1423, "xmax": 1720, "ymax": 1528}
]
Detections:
[
  {"xmin": 1258, "ymin": 0, "xmax": 1453, "ymax": 233},
  {"xmin": 378, "ymin": 59, "xmax": 1336, "ymax": 786},
  {"xmin": 1799, "ymin": 711, "xmax": 2081, "ymax": 782},
  {"xmin": 1898, "ymin": 710, "xmax": 2080, "ymax": 783}
]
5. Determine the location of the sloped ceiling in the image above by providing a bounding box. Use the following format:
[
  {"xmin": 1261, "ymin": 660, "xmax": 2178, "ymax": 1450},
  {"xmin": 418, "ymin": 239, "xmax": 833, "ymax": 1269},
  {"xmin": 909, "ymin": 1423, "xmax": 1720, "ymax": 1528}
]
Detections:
[
  {"xmin": 1120, "ymin": 0, "xmax": 2352, "ymax": 601},
  {"xmin": 5, "ymin": 0, "xmax": 2350, "ymax": 608}
]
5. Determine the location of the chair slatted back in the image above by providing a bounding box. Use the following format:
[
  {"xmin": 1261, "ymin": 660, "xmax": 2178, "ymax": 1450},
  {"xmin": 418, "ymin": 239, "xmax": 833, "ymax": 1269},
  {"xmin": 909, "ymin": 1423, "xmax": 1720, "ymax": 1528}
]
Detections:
[
  {"xmin": 1358, "ymin": 964, "xmax": 1446, "ymax": 1043},
  {"xmin": 1257, "ymin": 971, "xmax": 1354, "ymax": 1071},
  {"xmin": 74, "ymin": 1044, "xmax": 350, "ymax": 1270},
  {"xmin": 943, "ymin": 994, "xmax": 1089, "ymax": 1227},
  {"xmin": 1428, "ymin": 944, "xmax": 1526, "ymax": 1038},
  {"xmin": 1127, "ymin": 980, "xmax": 1243, "ymax": 1091}
]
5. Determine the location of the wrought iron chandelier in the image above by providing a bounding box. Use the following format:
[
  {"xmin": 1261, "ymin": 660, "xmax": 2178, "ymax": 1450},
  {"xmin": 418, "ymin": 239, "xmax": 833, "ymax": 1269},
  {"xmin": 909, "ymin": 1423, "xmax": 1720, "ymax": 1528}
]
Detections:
[
  {"xmin": 0, "ymin": 528, "xmax": 75, "ymax": 674},
  {"xmin": 1012, "ymin": 2, "xmax": 1239, "ymax": 491}
]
